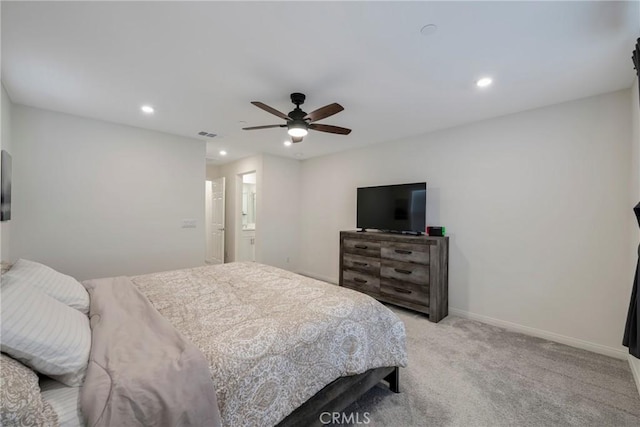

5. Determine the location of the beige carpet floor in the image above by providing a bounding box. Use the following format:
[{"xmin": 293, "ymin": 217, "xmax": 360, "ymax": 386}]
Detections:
[{"xmin": 343, "ymin": 307, "xmax": 640, "ymax": 427}]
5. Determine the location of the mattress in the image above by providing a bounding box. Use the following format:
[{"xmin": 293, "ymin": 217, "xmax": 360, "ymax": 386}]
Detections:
[{"xmin": 39, "ymin": 378, "xmax": 83, "ymax": 427}]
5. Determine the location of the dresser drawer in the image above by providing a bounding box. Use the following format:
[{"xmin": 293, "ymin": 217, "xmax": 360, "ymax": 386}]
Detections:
[
  {"xmin": 381, "ymin": 242, "xmax": 429, "ymax": 265},
  {"xmin": 381, "ymin": 279, "xmax": 429, "ymax": 306},
  {"xmin": 380, "ymin": 260, "xmax": 429, "ymax": 285},
  {"xmin": 343, "ymin": 238, "xmax": 381, "ymax": 257},
  {"xmin": 343, "ymin": 253, "xmax": 380, "ymax": 275},
  {"xmin": 342, "ymin": 270, "xmax": 380, "ymax": 295}
]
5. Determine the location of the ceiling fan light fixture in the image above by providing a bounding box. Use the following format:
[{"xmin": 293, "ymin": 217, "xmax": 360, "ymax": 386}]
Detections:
[
  {"xmin": 287, "ymin": 122, "xmax": 308, "ymax": 137},
  {"xmin": 288, "ymin": 128, "xmax": 308, "ymax": 137}
]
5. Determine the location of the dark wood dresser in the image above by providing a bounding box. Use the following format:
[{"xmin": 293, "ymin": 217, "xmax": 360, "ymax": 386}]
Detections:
[{"xmin": 339, "ymin": 230, "xmax": 449, "ymax": 322}]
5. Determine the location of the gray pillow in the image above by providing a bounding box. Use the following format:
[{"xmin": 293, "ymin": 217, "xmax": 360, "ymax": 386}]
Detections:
[{"xmin": 0, "ymin": 353, "xmax": 59, "ymax": 426}]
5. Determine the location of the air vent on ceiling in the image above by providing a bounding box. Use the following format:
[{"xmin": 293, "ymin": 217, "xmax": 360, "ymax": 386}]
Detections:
[{"xmin": 198, "ymin": 131, "xmax": 217, "ymax": 138}]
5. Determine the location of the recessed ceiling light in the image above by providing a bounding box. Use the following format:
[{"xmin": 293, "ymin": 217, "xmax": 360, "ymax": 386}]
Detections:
[
  {"xmin": 476, "ymin": 77, "xmax": 493, "ymax": 88},
  {"xmin": 283, "ymin": 140, "xmax": 292, "ymax": 147},
  {"xmin": 141, "ymin": 105, "xmax": 154, "ymax": 114},
  {"xmin": 420, "ymin": 24, "xmax": 438, "ymax": 36},
  {"xmin": 219, "ymin": 150, "xmax": 227, "ymax": 156}
]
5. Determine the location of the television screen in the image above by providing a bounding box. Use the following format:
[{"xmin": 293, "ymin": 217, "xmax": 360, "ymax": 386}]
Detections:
[{"xmin": 357, "ymin": 182, "xmax": 426, "ymax": 233}]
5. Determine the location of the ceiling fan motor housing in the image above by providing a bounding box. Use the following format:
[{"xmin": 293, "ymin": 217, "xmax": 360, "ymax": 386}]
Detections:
[
  {"xmin": 288, "ymin": 93, "xmax": 308, "ymax": 122},
  {"xmin": 290, "ymin": 92, "xmax": 306, "ymax": 106},
  {"xmin": 288, "ymin": 93, "xmax": 308, "ymax": 132}
]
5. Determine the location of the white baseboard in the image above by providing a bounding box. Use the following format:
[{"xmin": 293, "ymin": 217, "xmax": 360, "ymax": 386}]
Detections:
[
  {"xmin": 629, "ymin": 355, "xmax": 640, "ymax": 397},
  {"xmin": 449, "ymin": 308, "xmax": 627, "ymax": 360}
]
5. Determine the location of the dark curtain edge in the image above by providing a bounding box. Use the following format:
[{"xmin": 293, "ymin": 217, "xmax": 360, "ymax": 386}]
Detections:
[{"xmin": 622, "ymin": 38, "xmax": 640, "ymax": 358}]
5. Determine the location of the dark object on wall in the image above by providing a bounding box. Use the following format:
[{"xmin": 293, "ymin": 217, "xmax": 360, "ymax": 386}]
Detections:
[
  {"xmin": 1, "ymin": 150, "xmax": 11, "ymax": 222},
  {"xmin": 622, "ymin": 38, "xmax": 640, "ymax": 358},
  {"xmin": 427, "ymin": 226, "xmax": 446, "ymax": 237},
  {"xmin": 623, "ymin": 203, "xmax": 640, "ymax": 357},
  {"xmin": 635, "ymin": 38, "xmax": 640, "ymax": 106}
]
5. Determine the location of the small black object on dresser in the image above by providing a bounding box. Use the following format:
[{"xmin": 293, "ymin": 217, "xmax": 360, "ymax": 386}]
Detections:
[
  {"xmin": 426, "ymin": 226, "xmax": 445, "ymax": 237},
  {"xmin": 339, "ymin": 230, "xmax": 449, "ymax": 322}
]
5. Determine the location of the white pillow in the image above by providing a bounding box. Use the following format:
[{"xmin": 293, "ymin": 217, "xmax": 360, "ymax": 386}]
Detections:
[
  {"xmin": 0, "ymin": 275, "xmax": 91, "ymax": 386},
  {"xmin": 4, "ymin": 259, "xmax": 89, "ymax": 314}
]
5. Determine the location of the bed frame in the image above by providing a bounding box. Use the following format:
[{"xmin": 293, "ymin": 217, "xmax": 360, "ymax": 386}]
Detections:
[{"xmin": 277, "ymin": 366, "xmax": 399, "ymax": 427}]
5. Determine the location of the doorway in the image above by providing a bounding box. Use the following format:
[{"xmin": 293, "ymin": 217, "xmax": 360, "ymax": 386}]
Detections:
[
  {"xmin": 236, "ymin": 172, "xmax": 256, "ymax": 262},
  {"xmin": 205, "ymin": 177, "xmax": 225, "ymax": 264}
]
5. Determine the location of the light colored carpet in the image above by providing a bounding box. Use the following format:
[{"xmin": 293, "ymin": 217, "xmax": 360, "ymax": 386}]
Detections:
[{"xmin": 344, "ymin": 307, "xmax": 640, "ymax": 426}]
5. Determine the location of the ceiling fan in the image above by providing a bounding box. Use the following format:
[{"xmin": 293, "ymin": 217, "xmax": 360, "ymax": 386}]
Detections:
[{"xmin": 243, "ymin": 93, "xmax": 351, "ymax": 143}]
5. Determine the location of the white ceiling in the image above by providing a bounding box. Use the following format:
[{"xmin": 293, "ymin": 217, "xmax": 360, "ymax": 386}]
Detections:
[{"xmin": 2, "ymin": 1, "xmax": 639, "ymax": 164}]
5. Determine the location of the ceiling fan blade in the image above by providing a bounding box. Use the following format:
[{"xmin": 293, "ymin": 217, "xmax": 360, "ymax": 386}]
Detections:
[
  {"xmin": 291, "ymin": 136, "xmax": 303, "ymax": 143},
  {"xmin": 303, "ymin": 103, "xmax": 344, "ymax": 122},
  {"xmin": 309, "ymin": 123, "xmax": 352, "ymax": 135},
  {"xmin": 251, "ymin": 101, "xmax": 291, "ymax": 121},
  {"xmin": 242, "ymin": 124, "xmax": 286, "ymax": 130}
]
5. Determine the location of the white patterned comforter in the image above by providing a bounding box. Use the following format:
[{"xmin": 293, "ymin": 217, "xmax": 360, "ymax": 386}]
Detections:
[{"xmin": 131, "ymin": 262, "xmax": 408, "ymax": 427}]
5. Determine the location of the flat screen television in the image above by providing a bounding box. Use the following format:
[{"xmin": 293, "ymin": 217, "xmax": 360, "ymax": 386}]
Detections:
[{"xmin": 357, "ymin": 182, "xmax": 426, "ymax": 234}]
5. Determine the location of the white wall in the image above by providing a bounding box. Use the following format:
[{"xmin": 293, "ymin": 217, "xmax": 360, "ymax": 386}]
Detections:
[
  {"xmin": 10, "ymin": 105, "xmax": 206, "ymax": 280},
  {"xmin": 261, "ymin": 154, "xmax": 300, "ymax": 270},
  {"xmin": 1, "ymin": 84, "xmax": 13, "ymax": 262},
  {"xmin": 206, "ymin": 163, "xmax": 221, "ymax": 181},
  {"xmin": 299, "ymin": 90, "xmax": 632, "ymax": 356}
]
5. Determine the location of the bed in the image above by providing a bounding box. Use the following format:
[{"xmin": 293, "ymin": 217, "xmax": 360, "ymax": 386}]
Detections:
[{"xmin": 1, "ymin": 260, "xmax": 408, "ymax": 426}]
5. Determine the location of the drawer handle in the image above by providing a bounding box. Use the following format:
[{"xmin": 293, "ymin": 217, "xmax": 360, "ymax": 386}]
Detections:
[
  {"xmin": 354, "ymin": 261, "xmax": 369, "ymax": 267},
  {"xmin": 354, "ymin": 244, "xmax": 368, "ymax": 249},
  {"xmin": 393, "ymin": 287, "xmax": 412, "ymax": 294},
  {"xmin": 354, "ymin": 277, "xmax": 368, "ymax": 284},
  {"xmin": 394, "ymin": 268, "xmax": 412, "ymax": 275},
  {"xmin": 395, "ymin": 249, "xmax": 412, "ymax": 255}
]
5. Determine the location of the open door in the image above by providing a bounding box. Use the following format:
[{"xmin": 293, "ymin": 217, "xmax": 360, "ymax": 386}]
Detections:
[
  {"xmin": 206, "ymin": 177, "xmax": 225, "ymax": 264},
  {"xmin": 236, "ymin": 172, "xmax": 256, "ymax": 262}
]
